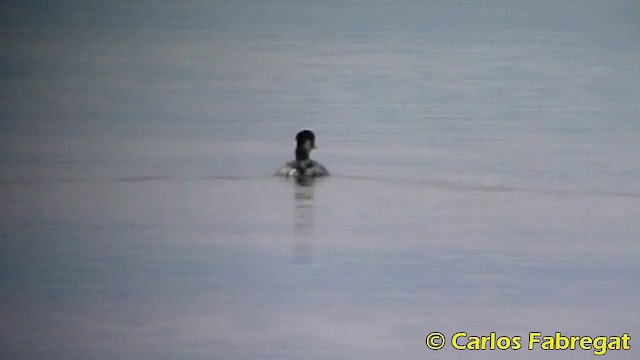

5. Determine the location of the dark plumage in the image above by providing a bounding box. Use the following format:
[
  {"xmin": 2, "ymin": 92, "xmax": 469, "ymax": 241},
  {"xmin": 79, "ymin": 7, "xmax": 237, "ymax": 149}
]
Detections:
[{"xmin": 276, "ymin": 130, "xmax": 329, "ymax": 178}]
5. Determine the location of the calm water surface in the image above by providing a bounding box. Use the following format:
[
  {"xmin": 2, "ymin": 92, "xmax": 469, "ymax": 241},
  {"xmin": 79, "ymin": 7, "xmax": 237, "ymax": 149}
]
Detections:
[{"xmin": 1, "ymin": 1, "xmax": 639, "ymax": 359}]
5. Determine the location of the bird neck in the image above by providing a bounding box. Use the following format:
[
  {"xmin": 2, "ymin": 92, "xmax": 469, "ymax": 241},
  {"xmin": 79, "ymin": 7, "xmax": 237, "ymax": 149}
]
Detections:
[{"xmin": 295, "ymin": 148, "xmax": 309, "ymax": 161}]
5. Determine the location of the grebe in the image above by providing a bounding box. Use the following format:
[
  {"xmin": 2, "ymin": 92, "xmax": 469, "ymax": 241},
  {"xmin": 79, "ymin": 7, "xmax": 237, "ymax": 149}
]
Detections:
[{"xmin": 276, "ymin": 130, "xmax": 329, "ymax": 178}]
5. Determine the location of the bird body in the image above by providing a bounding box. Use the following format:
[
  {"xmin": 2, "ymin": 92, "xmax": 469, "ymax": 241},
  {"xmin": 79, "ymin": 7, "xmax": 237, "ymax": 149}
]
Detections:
[{"xmin": 276, "ymin": 130, "xmax": 329, "ymax": 178}]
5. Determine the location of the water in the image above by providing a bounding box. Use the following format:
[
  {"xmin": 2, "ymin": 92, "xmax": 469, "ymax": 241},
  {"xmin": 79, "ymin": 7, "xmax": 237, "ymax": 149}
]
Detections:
[{"xmin": 1, "ymin": 1, "xmax": 639, "ymax": 359}]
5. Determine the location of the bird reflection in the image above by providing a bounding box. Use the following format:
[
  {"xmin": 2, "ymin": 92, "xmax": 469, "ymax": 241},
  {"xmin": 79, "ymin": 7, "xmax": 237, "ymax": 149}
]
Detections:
[{"xmin": 293, "ymin": 180, "xmax": 315, "ymax": 264}]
